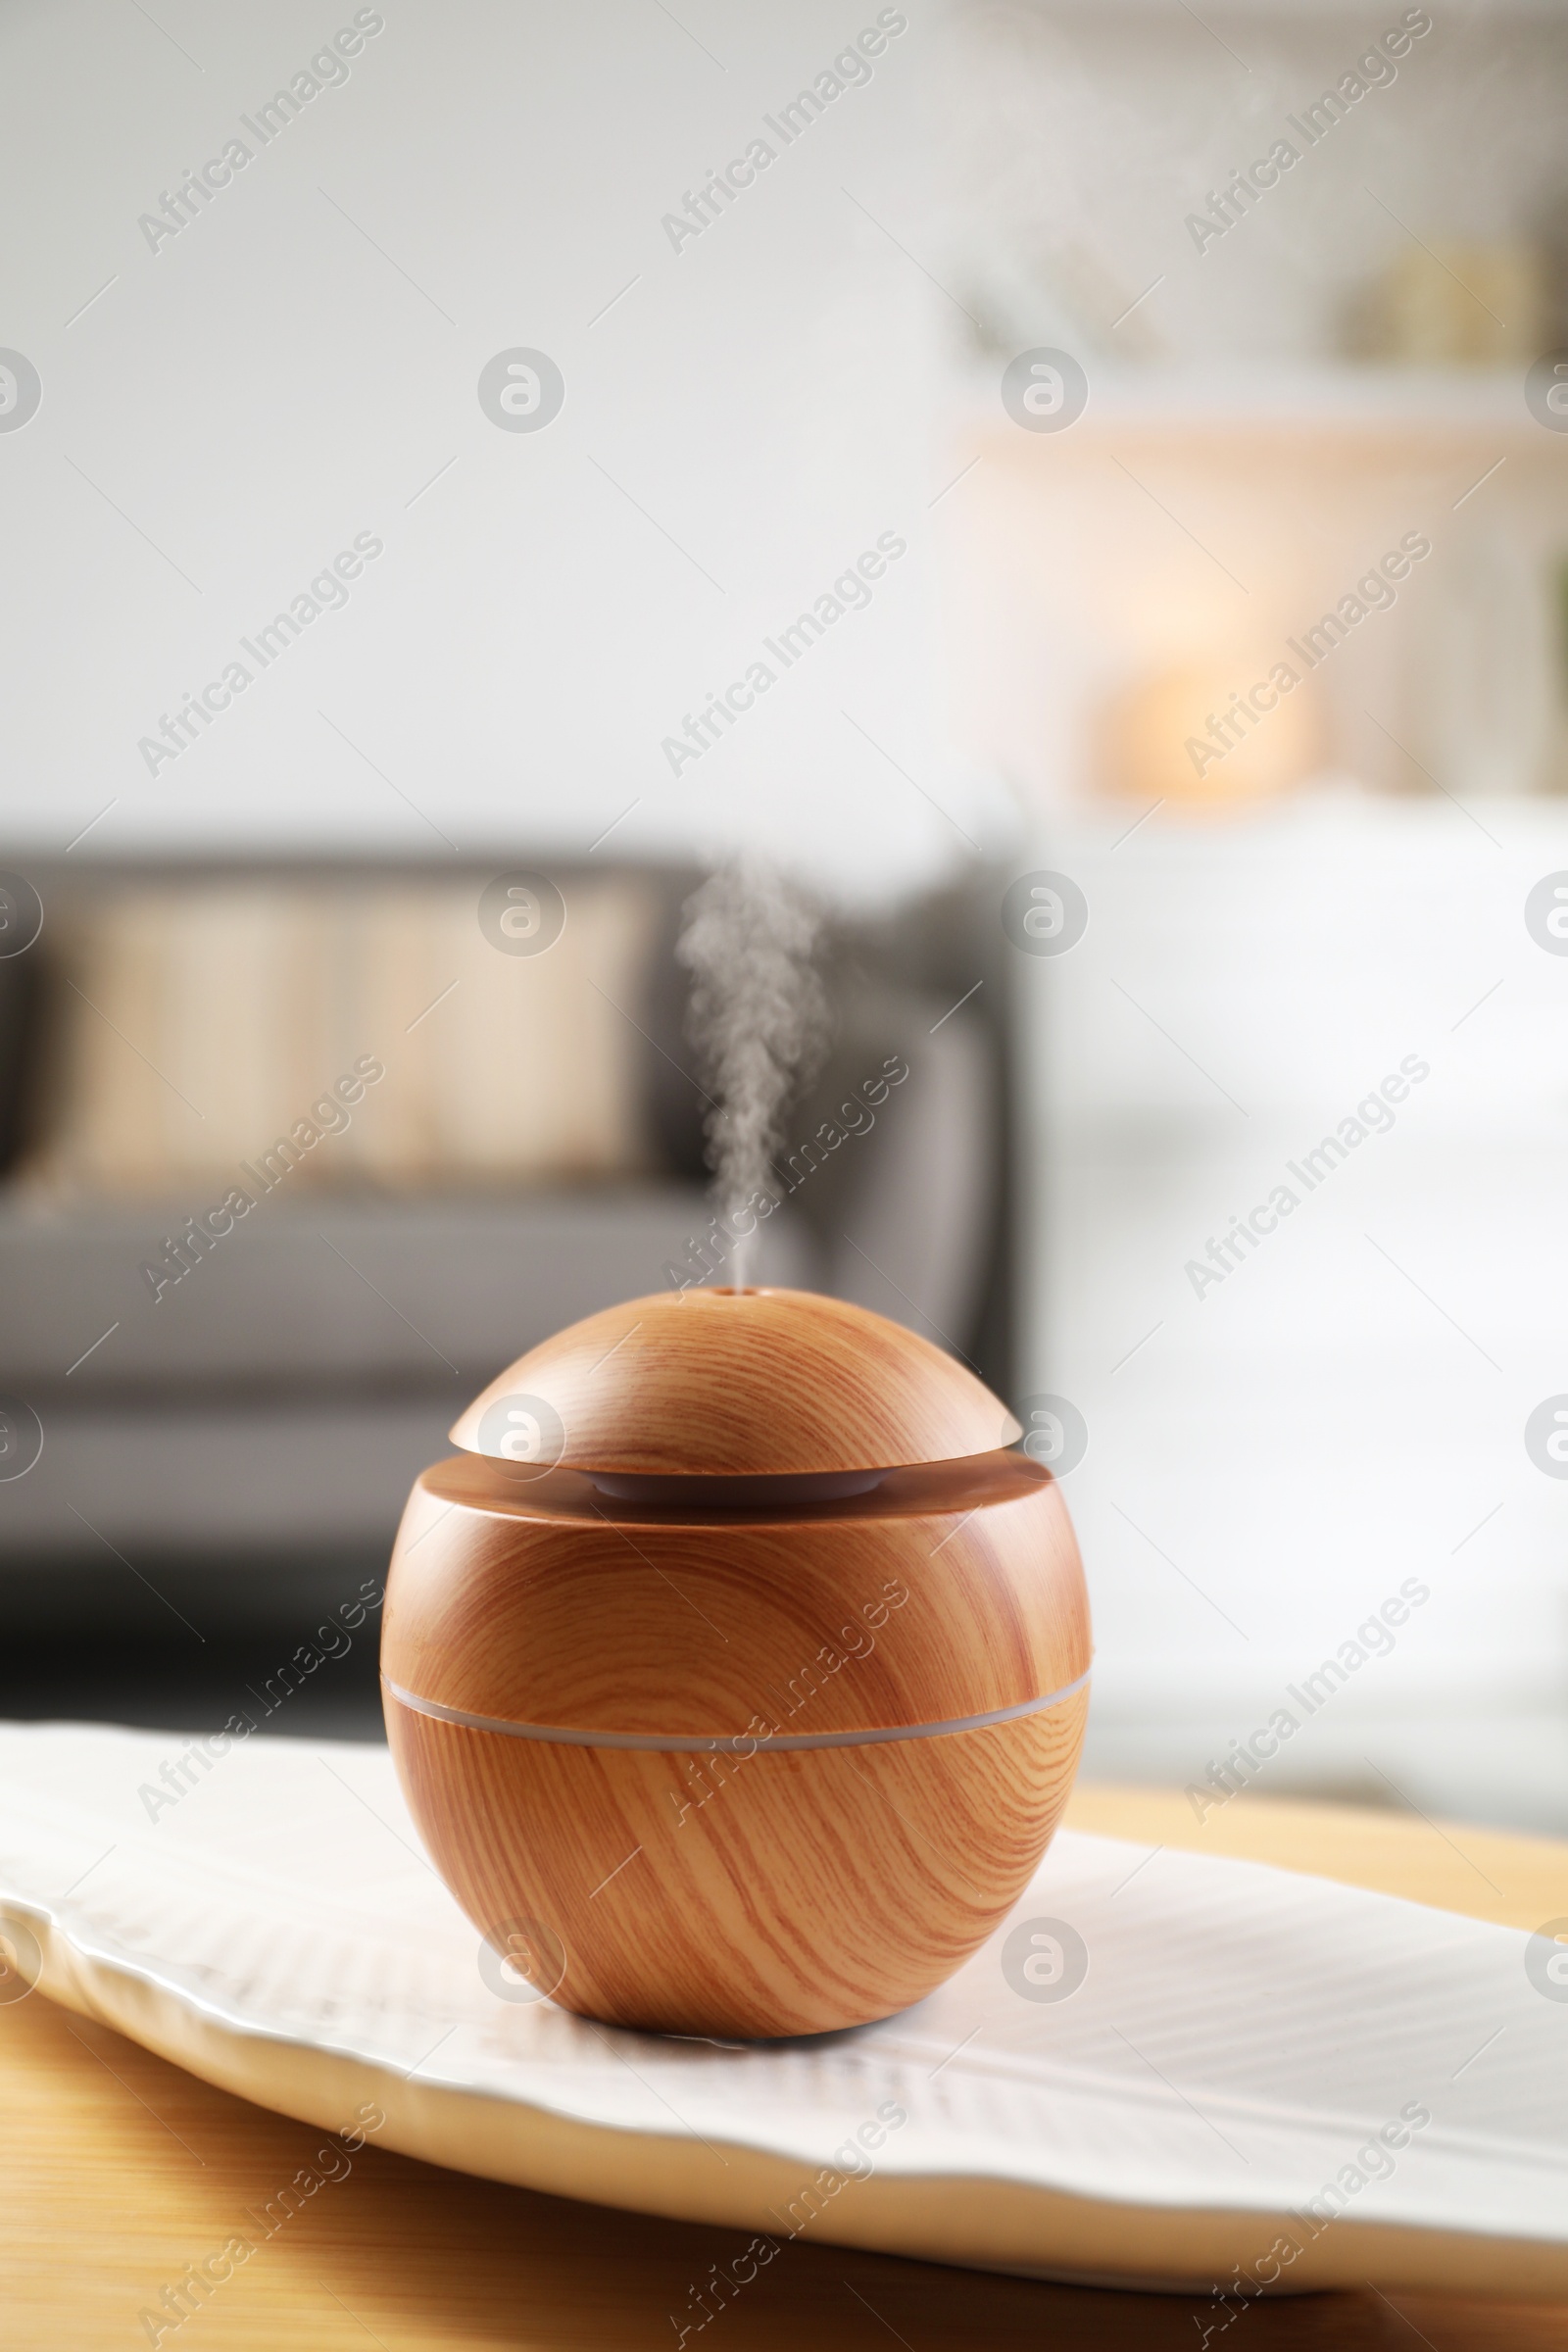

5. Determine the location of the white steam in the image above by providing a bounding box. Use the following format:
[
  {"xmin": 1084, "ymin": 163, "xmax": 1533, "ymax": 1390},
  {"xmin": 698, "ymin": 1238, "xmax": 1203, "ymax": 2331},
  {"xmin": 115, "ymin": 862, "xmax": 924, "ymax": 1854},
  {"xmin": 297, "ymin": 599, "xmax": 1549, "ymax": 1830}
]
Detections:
[{"xmin": 677, "ymin": 858, "xmax": 832, "ymax": 1290}]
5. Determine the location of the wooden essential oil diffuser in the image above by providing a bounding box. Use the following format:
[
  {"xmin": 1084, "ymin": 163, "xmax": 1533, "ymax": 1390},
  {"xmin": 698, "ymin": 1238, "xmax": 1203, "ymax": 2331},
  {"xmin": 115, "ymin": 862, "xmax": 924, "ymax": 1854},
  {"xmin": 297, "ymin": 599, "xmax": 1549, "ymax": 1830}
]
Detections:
[{"xmin": 381, "ymin": 1287, "xmax": 1092, "ymax": 2036}]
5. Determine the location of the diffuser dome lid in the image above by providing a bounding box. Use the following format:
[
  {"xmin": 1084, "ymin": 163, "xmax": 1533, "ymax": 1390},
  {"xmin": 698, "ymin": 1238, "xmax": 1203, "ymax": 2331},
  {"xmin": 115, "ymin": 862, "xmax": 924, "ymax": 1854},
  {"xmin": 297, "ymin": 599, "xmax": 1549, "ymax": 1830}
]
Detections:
[{"xmin": 449, "ymin": 1287, "xmax": 1020, "ymax": 1477}]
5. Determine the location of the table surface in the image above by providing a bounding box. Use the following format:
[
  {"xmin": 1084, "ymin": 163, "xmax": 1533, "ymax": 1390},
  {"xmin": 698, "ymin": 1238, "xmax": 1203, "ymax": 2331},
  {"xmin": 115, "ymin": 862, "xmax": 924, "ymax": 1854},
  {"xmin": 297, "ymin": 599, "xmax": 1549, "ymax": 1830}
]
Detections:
[{"xmin": 6, "ymin": 1780, "xmax": 1568, "ymax": 2352}]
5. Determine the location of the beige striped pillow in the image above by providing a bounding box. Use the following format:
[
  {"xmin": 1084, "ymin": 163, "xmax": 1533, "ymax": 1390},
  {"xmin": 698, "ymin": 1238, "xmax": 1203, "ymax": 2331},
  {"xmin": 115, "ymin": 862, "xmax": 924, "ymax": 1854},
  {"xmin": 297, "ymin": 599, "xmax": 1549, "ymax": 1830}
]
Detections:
[{"xmin": 27, "ymin": 875, "xmax": 660, "ymax": 1196}]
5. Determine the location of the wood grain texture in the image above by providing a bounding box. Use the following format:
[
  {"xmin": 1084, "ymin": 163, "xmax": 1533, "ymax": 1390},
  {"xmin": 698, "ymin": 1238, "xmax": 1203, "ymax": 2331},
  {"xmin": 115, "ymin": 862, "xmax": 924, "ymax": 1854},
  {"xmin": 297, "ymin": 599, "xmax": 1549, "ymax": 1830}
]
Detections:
[
  {"xmin": 387, "ymin": 1686, "xmax": 1090, "ymax": 2035},
  {"xmin": 1068, "ymin": 1784, "xmax": 1568, "ymax": 1934},
  {"xmin": 401, "ymin": 1288, "xmax": 1085, "ymax": 2034},
  {"xmin": 383, "ymin": 1449, "xmax": 1090, "ymax": 2034},
  {"xmin": 448, "ymin": 1286, "xmax": 1023, "ymax": 1474},
  {"xmin": 383, "ymin": 1450, "xmax": 1089, "ymax": 1736},
  {"xmin": 8, "ymin": 1790, "xmax": 1568, "ymax": 2351}
]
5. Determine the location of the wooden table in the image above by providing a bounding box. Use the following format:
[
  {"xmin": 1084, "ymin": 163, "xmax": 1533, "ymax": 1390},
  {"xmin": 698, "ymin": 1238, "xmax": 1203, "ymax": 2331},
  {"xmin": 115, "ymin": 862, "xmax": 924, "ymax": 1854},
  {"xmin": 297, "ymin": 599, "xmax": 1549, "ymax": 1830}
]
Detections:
[{"xmin": 6, "ymin": 1784, "xmax": 1567, "ymax": 2351}]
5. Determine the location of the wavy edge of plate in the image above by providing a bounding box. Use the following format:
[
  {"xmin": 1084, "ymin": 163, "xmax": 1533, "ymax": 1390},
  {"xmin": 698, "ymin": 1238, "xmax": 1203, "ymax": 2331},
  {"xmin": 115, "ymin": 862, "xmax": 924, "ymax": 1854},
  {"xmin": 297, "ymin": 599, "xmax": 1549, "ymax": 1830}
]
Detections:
[{"xmin": 8, "ymin": 1888, "xmax": 1568, "ymax": 2303}]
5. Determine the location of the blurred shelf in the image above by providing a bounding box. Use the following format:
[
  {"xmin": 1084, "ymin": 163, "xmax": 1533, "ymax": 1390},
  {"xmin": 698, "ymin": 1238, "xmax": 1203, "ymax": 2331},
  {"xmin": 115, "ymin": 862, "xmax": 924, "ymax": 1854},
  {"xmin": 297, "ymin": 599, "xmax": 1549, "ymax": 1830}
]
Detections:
[
  {"xmin": 958, "ymin": 365, "xmax": 1564, "ymax": 446},
  {"xmin": 1027, "ymin": 787, "xmax": 1568, "ymax": 848}
]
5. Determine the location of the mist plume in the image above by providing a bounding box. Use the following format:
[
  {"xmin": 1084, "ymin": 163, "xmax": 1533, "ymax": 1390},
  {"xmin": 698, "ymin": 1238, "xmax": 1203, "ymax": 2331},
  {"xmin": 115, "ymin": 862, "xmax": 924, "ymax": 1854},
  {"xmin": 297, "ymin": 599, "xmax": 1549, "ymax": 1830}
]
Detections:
[{"xmin": 677, "ymin": 858, "xmax": 832, "ymax": 1289}]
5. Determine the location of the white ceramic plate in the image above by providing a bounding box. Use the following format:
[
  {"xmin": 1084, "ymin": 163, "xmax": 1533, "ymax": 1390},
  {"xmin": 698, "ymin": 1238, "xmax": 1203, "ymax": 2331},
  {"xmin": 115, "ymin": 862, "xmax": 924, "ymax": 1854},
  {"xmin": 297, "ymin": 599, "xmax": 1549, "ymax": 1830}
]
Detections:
[{"xmin": 3, "ymin": 1722, "xmax": 1566, "ymax": 2299}]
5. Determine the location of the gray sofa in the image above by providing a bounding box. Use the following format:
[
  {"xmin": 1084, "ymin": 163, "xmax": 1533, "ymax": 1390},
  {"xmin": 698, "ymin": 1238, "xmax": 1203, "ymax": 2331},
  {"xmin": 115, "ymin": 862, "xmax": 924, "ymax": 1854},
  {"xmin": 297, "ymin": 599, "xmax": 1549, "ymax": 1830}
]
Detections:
[{"xmin": 0, "ymin": 858, "xmax": 1011, "ymax": 1603}]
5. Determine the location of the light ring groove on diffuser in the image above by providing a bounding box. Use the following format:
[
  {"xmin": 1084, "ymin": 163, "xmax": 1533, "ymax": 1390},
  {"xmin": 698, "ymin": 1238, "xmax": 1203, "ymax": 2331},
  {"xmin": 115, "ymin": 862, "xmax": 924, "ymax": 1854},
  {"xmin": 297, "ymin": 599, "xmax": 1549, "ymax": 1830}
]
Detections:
[{"xmin": 384, "ymin": 1667, "xmax": 1094, "ymax": 1753}]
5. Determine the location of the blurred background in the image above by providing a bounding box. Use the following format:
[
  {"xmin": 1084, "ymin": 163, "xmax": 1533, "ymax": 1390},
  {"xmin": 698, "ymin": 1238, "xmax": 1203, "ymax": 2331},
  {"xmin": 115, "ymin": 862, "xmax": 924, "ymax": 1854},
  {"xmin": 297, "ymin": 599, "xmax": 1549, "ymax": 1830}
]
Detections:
[{"xmin": 2, "ymin": 0, "xmax": 1567, "ymax": 1833}]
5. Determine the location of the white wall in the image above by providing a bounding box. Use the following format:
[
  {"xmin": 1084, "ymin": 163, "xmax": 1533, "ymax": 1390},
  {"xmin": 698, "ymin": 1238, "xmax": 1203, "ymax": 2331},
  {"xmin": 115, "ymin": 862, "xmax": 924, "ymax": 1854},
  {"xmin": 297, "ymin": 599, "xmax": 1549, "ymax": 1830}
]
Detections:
[
  {"xmin": 0, "ymin": 0, "xmax": 1010, "ymax": 904},
  {"xmin": 1019, "ymin": 798, "xmax": 1568, "ymax": 1834}
]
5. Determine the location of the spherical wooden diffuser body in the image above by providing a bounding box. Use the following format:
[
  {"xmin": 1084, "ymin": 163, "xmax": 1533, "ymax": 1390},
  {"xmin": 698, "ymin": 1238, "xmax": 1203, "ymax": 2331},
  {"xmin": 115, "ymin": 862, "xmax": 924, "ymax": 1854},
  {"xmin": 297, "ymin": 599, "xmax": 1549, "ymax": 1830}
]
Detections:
[{"xmin": 381, "ymin": 1288, "xmax": 1091, "ymax": 2036}]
